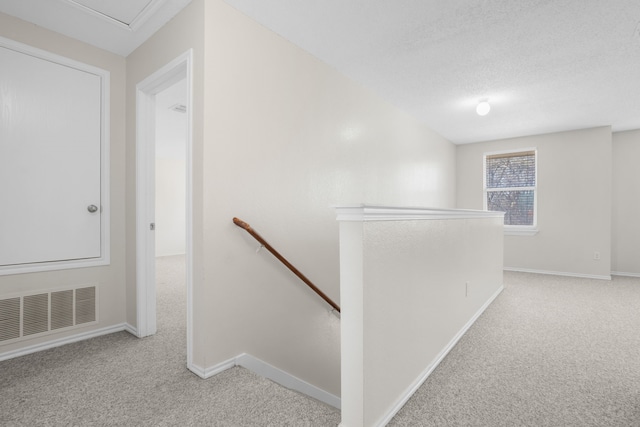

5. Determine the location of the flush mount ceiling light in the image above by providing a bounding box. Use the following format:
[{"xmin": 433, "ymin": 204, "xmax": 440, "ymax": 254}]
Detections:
[{"xmin": 476, "ymin": 100, "xmax": 491, "ymax": 116}]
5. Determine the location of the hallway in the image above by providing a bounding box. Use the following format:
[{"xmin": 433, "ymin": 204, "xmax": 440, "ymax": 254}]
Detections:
[{"xmin": 0, "ymin": 256, "xmax": 340, "ymax": 426}]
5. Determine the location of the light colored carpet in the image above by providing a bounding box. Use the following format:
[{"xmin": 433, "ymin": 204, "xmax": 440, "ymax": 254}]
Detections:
[
  {"xmin": 2, "ymin": 262, "xmax": 640, "ymax": 426},
  {"xmin": 390, "ymin": 272, "xmax": 640, "ymax": 426},
  {"xmin": 0, "ymin": 255, "xmax": 341, "ymax": 426}
]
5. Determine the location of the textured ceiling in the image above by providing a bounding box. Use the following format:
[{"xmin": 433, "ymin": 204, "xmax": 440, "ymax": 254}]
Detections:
[
  {"xmin": 70, "ymin": 0, "xmax": 153, "ymax": 25},
  {"xmin": 223, "ymin": 0, "xmax": 640, "ymax": 144},
  {"xmin": 1, "ymin": 1, "xmax": 638, "ymax": 144},
  {"xmin": 0, "ymin": 0, "xmax": 192, "ymax": 56}
]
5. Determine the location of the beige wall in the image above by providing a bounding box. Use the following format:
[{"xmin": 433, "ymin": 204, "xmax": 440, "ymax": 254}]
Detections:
[
  {"xmin": 612, "ymin": 130, "xmax": 640, "ymax": 275},
  {"xmin": 457, "ymin": 127, "xmax": 612, "ymax": 278},
  {"xmin": 200, "ymin": 0, "xmax": 456, "ymax": 395},
  {"xmin": 338, "ymin": 208, "xmax": 504, "ymax": 426},
  {"xmin": 155, "ymin": 81, "xmax": 188, "ymax": 257},
  {"xmin": 0, "ymin": 13, "xmax": 127, "ymax": 352},
  {"xmin": 155, "ymin": 156, "xmax": 186, "ymax": 257}
]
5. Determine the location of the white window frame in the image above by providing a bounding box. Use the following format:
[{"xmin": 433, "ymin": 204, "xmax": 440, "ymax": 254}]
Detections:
[{"xmin": 483, "ymin": 148, "xmax": 538, "ymax": 236}]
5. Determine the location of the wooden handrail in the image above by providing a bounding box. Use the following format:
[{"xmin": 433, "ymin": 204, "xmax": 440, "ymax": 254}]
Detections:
[{"xmin": 233, "ymin": 217, "xmax": 341, "ymax": 313}]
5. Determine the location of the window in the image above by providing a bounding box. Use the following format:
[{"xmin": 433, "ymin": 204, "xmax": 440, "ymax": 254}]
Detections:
[{"xmin": 484, "ymin": 149, "xmax": 537, "ymax": 235}]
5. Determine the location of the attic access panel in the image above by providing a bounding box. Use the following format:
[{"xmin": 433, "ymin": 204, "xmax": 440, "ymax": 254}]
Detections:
[{"xmin": 67, "ymin": 0, "xmax": 154, "ymax": 25}]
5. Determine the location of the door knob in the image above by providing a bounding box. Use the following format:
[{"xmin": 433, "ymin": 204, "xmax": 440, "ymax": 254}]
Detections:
[{"xmin": 87, "ymin": 204, "xmax": 98, "ymax": 213}]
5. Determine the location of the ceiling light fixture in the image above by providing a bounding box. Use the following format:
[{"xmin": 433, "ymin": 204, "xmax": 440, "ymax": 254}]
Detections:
[{"xmin": 476, "ymin": 100, "xmax": 491, "ymax": 116}]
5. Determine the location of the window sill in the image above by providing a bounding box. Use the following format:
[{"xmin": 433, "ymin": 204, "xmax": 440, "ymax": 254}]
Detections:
[{"xmin": 504, "ymin": 227, "xmax": 538, "ymax": 236}]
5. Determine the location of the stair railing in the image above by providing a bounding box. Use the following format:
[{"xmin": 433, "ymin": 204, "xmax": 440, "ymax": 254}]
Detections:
[{"xmin": 233, "ymin": 217, "xmax": 341, "ymax": 314}]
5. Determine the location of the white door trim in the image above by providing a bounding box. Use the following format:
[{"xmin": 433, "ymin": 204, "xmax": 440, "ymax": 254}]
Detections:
[
  {"xmin": 0, "ymin": 36, "xmax": 111, "ymax": 275},
  {"xmin": 135, "ymin": 50, "xmax": 194, "ymax": 368}
]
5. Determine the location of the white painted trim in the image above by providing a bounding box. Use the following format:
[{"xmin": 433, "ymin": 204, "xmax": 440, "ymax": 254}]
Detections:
[
  {"xmin": 183, "ymin": 52, "xmax": 195, "ymax": 372},
  {"xmin": 187, "ymin": 363, "xmax": 206, "ymax": 378},
  {"xmin": 135, "ymin": 80, "xmax": 157, "ymax": 338},
  {"xmin": 338, "ymin": 221, "xmax": 364, "ymax": 427},
  {"xmin": 188, "ymin": 357, "xmax": 237, "ymax": 379},
  {"xmin": 0, "ymin": 36, "xmax": 110, "ymax": 276},
  {"xmin": 504, "ymin": 226, "xmax": 538, "ymax": 236},
  {"xmin": 128, "ymin": 0, "xmax": 170, "ymax": 31},
  {"xmin": 63, "ymin": 0, "xmax": 130, "ymax": 31},
  {"xmin": 483, "ymin": 147, "xmax": 538, "ymax": 158},
  {"xmin": 135, "ymin": 49, "xmax": 194, "ymax": 388},
  {"xmin": 504, "ymin": 267, "xmax": 611, "ymax": 281},
  {"xmin": 374, "ymin": 285, "xmax": 505, "ymax": 427},
  {"xmin": 611, "ymin": 271, "xmax": 640, "ymax": 278},
  {"xmin": 188, "ymin": 353, "xmax": 341, "ymax": 409},
  {"xmin": 0, "ymin": 323, "xmax": 128, "ymax": 362},
  {"xmin": 335, "ymin": 205, "xmax": 504, "ymax": 222},
  {"xmin": 62, "ymin": 0, "xmax": 169, "ymax": 31},
  {"xmin": 124, "ymin": 323, "xmax": 138, "ymax": 336},
  {"xmin": 236, "ymin": 353, "xmax": 341, "ymax": 409},
  {"xmin": 0, "ymin": 258, "xmax": 109, "ymax": 276},
  {"xmin": 483, "ymin": 147, "xmax": 538, "ymax": 229}
]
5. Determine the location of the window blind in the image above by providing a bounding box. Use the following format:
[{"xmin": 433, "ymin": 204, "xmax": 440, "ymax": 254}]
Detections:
[
  {"xmin": 485, "ymin": 151, "xmax": 535, "ymax": 188},
  {"xmin": 485, "ymin": 150, "xmax": 536, "ymax": 226}
]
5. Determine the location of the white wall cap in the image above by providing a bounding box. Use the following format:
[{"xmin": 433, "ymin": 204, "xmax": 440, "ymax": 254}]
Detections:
[{"xmin": 334, "ymin": 205, "xmax": 505, "ymax": 222}]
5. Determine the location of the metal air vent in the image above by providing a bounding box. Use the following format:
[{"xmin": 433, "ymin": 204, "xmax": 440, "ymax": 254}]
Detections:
[
  {"xmin": 0, "ymin": 285, "xmax": 97, "ymax": 343},
  {"xmin": 23, "ymin": 294, "xmax": 48, "ymax": 336},
  {"xmin": 0, "ymin": 298, "xmax": 20, "ymax": 341}
]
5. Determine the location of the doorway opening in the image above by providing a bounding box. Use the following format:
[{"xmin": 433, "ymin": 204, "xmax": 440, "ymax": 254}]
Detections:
[
  {"xmin": 155, "ymin": 78, "xmax": 187, "ymax": 346},
  {"xmin": 135, "ymin": 50, "xmax": 193, "ymax": 368}
]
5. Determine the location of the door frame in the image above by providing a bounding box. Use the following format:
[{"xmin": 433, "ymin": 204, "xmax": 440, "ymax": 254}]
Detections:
[
  {"xmin": 0, "ymin": 36, "xmax": 111, "ymax": 276},
  {"xmin": 135, "ymin": 50, "xmax": 193, "ymax": 367}
]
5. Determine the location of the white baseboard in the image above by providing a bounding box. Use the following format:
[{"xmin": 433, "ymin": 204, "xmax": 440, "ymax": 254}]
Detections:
[
  {"xmin": 124, "ymin": 323, "xmax": 138, "ymax": 336},
  {"xmin": 0, "ymin": 322, "xmax": 340, "ymax": 410},
  {"xmin": 235, "ymin": 353, "xmax": 341, "ymax": 409},
  {"xmin": 374, "ymin": 285, "xmax": 505, "ymax": 427},
  {"xmin": 188, "ymin": 357, "xmax": 236, "ymax": 379},
  {"xmin": 189, "ymin": 353, "xmax": 340, "ymax": 409},
  {"xmin": 187, "ymin": 363, "xmax": 206, "ymax": 378},
  {"xmin": 0, "ymin": 323, "xmax": 129, "ymax": 362},
  {"xmin": 156, "ymin": 252, "xmax": 187, "ymax": 258},
  {"xmin": 504, "ymin": 267, "xmax": 611, "ymax": 281},
  {"xmin": 611, "ymin": 271, "xmax": 640, "ymax": 278}
]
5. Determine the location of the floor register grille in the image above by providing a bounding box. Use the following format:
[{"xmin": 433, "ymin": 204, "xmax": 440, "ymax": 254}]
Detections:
[{"xmin": 0, "ymin": 286, "xmax": 96, "ymax": 343}]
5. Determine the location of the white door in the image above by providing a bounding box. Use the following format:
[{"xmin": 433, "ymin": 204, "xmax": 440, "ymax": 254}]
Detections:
[{"xmin": 0, "ymin": 46, "xmax": 102, "ymax": 267}]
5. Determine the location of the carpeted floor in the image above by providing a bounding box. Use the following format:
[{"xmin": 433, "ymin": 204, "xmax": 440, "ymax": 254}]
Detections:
[
  {"xmin": 1, "ymin": 261, "xmax": 639, "ymax": 426},
  {"xmin": 0, "ymin": 256, "xmax": 341, "ymax": 426},
  {"xmin": 389, "ymin": 272, "xmax": 640, "ymax": 427}
]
